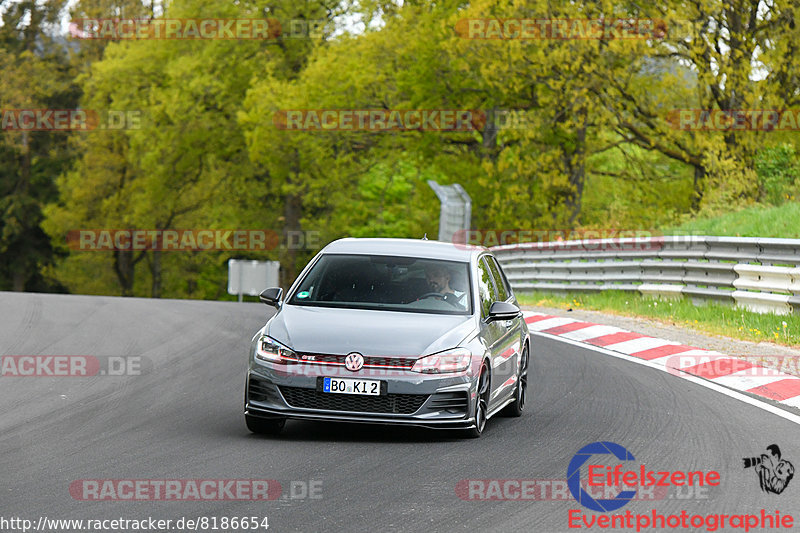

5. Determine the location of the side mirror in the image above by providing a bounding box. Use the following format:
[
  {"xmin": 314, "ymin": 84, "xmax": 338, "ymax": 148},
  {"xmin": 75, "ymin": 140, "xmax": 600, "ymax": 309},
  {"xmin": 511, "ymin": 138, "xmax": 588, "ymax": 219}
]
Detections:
[
  {"xmin": 259, "ymin": 287, "xmax": 283, "ymax": 308},
  {"xmin": 487, "ymin": 301, "xmax": 521, "ymax": 322}
]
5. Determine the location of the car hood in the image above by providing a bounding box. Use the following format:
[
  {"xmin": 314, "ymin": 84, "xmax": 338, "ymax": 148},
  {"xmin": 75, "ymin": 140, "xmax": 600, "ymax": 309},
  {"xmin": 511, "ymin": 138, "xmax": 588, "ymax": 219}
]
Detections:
[{"xmin": 267, "ymin": 304, "xmax": 476, "ymax": 357}]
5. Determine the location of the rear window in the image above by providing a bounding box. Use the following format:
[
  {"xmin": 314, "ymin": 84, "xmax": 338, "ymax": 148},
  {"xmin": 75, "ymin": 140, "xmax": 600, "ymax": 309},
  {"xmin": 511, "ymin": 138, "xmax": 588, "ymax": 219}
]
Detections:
[{"xmin": 288, "ymin": 254, "xmax": 472, "ymax": 315}]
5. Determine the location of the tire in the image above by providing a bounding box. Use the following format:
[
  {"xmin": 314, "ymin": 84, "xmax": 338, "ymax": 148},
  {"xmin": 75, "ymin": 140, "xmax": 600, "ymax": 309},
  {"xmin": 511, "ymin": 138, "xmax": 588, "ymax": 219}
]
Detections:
[
  {"xmin": 463, "ymin": 362, "xmax": 490, "ymax": 438},
  {"xmin": 502, "ymin": 345, "xmax": 528, "ymax": 418},
  {"xmin": 245, "ymin": 414, "xmax": 286, "ymax": 435}
]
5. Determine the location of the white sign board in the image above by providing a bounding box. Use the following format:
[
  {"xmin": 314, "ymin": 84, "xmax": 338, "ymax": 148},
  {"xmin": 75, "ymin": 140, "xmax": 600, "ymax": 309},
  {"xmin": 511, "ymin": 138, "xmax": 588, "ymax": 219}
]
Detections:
[{"xmin": 228, "ymin": 259, "xmax": 280, "ymax": 300}]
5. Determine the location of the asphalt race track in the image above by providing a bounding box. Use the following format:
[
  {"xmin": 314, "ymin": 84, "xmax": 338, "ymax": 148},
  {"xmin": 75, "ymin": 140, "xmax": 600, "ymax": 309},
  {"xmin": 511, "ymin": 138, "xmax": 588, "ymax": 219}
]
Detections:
[{"xmin": 1, "ymin": 292, "xmax": 799, "ymax": 532}]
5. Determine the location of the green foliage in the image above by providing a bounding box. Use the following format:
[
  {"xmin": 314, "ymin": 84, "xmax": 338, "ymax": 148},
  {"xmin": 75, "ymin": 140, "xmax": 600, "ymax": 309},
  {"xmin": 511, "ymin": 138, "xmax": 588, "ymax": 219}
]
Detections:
[
  {"xmin": 3, "ymin": 0, "xmax": 800, "ymax": 298},
  {"xmin": 755, "ymin": 144, "xmax": 800, "ymax": 206},
  {"xmin": 583, "ymin": 134, "xmax": 694, "ymax": 229},
  {"xmin": 333, "ymin": 158, "xmax": 439, "ymax": 239}
]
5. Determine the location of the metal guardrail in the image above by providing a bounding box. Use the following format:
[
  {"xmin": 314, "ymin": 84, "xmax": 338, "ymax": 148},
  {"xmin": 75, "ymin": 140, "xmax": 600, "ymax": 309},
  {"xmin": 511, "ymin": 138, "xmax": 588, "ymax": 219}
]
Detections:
[{"xmin": 491, "ymin": 236, "xmax": 800, "ymax": 315}]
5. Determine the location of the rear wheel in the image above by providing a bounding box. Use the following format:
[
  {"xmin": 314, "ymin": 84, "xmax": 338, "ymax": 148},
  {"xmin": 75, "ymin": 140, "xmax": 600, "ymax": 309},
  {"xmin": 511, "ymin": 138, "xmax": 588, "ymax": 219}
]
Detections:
[
  {"xmin": 245, "ymin": 414, "xmax": 286, "ymax": 435},
  {"xmin": 463, "ymin": 362, "xmax": 490, "ymax": 438},
  {"xmin": 503, "ymin": 346, "xmax": 528, "ymax": 417}
]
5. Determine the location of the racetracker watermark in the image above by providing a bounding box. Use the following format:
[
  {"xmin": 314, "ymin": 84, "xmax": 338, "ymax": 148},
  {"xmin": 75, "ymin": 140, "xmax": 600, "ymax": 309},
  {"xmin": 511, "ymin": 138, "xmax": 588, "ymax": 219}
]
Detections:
[
  {"xmin": 666, "ymin": 355, "xmax": 800, "ymax": 378},
  {"xmin": 69, "ymin": 18, "xmax": 326, "ymax": 40},
  {"xmin": 666, "ymin": 109, "xmax": 800, "ymax": 131},
  {"xmin": 66, "ymin": 229, "xmax": 321, "ymax": 251},
  {"xmin": 71, "ymin": 18, "xmax": 277, "ymax": 39},
  {"xmin": 1, "ymin": 109, "xmax": 141, "ymax": 131},
  {"xmin": 69, "ymin": 480, "xmax": 281, "ymax": 501},
  {"xmin": 455, "ymin": 18, "xmax": 670, "ymax": 40},
  {"xmin": 69, "ymin": 479, "xmax": 322, "ymax": 501},
  {"xmin": 452, "ymin": 229, "xmax": 663, "ymax": 250},
  {"xmin": 273, "ymin": 109, "xmax": 485, "ymax": 131},
  {"xmin": 480, "ymin": 109, "xmax": 540, "ymax": 131},
  {"xmin": 455, "ymin": 18, "xmax": 706, "ymax": 41},
  {"xmin": 455, "ymin": 478, "xmax": 706, "ymax": 501},
  {"xmin": 1, "ymin": 355, "xmax": 147, "ymax": 377}
]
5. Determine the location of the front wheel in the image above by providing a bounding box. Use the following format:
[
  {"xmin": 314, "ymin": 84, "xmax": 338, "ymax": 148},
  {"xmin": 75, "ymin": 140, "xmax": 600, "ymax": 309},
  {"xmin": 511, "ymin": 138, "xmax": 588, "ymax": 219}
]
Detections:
[
  {"xmin": 463, "ymin": 362, "xmax": 490, "ymax": 438},
  {"xmin": 245, "ymin": 414, "xmax": 286, "ymax": 435}
]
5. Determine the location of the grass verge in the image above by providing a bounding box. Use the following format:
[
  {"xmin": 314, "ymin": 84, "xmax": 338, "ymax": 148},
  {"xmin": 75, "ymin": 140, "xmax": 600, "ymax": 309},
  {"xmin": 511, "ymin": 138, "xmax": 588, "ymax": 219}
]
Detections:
[
  {"xmin": 517, "ymin": 290, "xmax": 799, "ymax": 346},
  {"xmin": 666, "ymin": 202, "xmax": 800, "ymax": 238}
]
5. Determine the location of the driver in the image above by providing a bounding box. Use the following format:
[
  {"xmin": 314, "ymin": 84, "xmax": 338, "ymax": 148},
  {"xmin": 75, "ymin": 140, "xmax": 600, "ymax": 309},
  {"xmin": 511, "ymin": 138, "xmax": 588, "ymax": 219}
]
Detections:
[{"xmin": 424, "ymin": 265, "xmax": 465, "ymax": 306}]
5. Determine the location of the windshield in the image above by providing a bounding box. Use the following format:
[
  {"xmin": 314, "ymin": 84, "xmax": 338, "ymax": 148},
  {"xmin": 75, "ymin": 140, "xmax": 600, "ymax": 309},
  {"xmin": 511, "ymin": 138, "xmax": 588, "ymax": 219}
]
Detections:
[{"xmin": 288, "ymin": 254, "xmax": 472, "ymax": 315}]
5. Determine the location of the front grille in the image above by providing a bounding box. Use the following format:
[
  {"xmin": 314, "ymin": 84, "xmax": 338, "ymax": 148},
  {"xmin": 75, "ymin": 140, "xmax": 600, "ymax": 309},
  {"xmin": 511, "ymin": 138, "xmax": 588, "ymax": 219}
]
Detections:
[
  {"xmin": 279, "ymin": 386, "xmax": 428, "ymax": 414},
  {"xmin": 364, "ymin": 356, "xmax": 415, "ymax": 369},
  {"xmin": 297, "ymin": 352, "xmax": 415, "ymax": 369}
]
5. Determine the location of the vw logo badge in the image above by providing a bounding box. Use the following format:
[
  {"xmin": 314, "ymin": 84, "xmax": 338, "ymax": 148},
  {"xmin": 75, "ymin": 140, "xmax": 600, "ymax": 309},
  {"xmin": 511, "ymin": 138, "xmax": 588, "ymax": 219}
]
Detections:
[{"xmin": 345, "ymin": 352, "xmax": 364, "ymax": 372}]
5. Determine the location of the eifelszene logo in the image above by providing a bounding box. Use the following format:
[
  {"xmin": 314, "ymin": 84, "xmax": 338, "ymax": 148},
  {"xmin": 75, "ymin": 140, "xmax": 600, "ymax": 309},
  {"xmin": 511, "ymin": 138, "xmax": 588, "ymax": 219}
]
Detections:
[
  {"xmin": 743, "ymin": 444, "xmax": 794, "ymax": 495},
  {"xmin": 567, "ymin": 441, "xmax": 721, "ymax": 513},
  {"xmin": 567, "ymin": 442, "xmax": 637, "ymax": 512}
]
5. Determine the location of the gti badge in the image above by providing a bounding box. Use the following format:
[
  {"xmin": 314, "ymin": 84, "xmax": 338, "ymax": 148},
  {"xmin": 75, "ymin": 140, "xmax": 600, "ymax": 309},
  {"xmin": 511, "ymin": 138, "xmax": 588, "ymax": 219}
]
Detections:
[{"xmin": 345, "ymin": 352, "xmax": 364, "ymax": 372}]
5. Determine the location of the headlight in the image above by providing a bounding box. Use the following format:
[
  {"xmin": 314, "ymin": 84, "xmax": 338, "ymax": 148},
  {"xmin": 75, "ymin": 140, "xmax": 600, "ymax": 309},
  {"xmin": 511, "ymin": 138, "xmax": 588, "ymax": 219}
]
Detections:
[
  {"xmin": 255, "ymin": 336, "xmax": 299, "ymax": 364},
  {"xmin": 411, "ymin": 348, "xmax": 472, "ymax": 374}
]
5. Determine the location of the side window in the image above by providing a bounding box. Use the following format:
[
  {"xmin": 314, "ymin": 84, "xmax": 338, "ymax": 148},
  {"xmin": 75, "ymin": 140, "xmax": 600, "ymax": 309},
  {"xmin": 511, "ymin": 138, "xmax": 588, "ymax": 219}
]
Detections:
[
  {"xmin": 486, "ymin": 256, "xmax": 511, "ymax": 301},
  {"xmin": 476, "ymin": 259, "xmax": 495, "ymax": 318}
]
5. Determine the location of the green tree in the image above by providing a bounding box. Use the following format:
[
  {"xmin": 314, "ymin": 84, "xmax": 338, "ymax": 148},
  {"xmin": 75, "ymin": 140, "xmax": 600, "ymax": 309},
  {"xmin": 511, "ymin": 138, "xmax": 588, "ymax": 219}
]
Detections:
[
  {"xmin": 0, "ymin": 0, "xmax": 77, "ymax": 291},
  {"xmin": 45, "ymin": 0, "xmax": 343, "ymax": 296}
]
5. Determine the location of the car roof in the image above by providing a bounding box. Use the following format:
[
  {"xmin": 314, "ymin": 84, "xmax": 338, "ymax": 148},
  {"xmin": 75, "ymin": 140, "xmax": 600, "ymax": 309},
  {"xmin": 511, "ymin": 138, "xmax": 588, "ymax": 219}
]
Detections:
[{"xmin": 320, "ymin": 238, "xmax": 487, "ymax": 262}]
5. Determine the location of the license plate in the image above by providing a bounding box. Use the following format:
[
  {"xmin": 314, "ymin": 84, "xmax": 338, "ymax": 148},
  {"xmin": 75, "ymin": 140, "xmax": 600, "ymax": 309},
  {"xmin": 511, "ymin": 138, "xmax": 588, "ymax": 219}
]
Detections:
[{"xmin": 322, "ymin": 377, "xmax": 381, "ymax": 396}]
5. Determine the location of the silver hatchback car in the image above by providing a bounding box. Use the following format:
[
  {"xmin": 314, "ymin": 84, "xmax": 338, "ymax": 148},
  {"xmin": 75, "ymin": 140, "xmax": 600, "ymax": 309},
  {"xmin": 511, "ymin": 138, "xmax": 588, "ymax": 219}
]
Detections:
[{"xmin": 244, "ymin": 238, "xmax": 530, "ymax": 437}]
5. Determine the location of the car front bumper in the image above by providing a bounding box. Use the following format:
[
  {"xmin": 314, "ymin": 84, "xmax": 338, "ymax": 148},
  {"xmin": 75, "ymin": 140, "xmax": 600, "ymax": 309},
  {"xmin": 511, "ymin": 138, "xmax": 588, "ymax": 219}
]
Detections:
[{"xmin": 245, "ymin": 364, "xmax": 478, "ymax": 430}]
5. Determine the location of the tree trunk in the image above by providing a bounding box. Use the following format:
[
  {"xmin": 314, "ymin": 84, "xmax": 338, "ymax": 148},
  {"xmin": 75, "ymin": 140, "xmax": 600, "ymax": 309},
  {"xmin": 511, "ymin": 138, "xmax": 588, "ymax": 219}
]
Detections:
[
  {"xmin": 150, "ymin": 250, "xmax": 162, "ymax": 298},
  {"xmin": 114, "ymin": 250, "xmax": 136, "ymax": 296},
  {"xmin": 11, "ymin": 132, "xmax": 32, "ymax": 291},
  {"xmin": 482, "ymin": 108, "xmax": 499, "ymax": 156},
  {"xmin": 691, "ymin": 165, "xmax": 706, "ymax": 211},
  {"xmin": 565, "ymin": 106, "xmax": 588, "ymax": 226}
]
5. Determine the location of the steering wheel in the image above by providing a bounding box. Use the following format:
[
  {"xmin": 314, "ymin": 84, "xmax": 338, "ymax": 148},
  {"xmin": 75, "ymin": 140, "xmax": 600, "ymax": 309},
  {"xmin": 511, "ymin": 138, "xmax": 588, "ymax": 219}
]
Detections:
[
  {"xmin": 418, "ymin": 292, "xmax": 445, "ymax": 300},
  {"xmin": 417, "ymin": 292, "xmax": 459, "ymax": 307}
]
